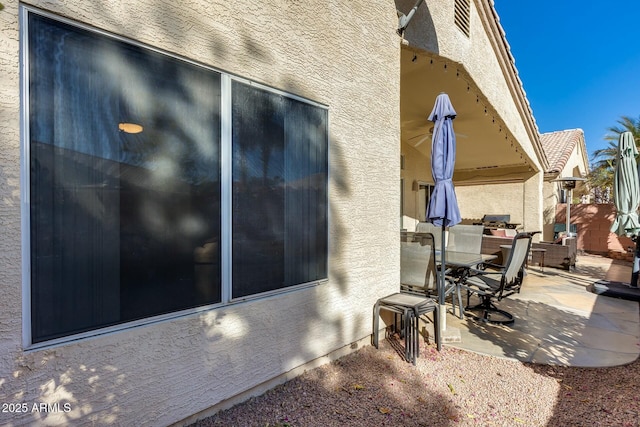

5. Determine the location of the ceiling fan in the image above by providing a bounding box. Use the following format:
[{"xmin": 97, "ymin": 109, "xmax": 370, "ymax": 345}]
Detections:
[{"xmin": 407, "ymin": 125, "xmax": 469, "ymax": 147}]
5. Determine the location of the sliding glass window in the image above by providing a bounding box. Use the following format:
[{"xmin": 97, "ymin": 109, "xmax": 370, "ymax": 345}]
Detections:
[
  {"xmin": 231, "ymin": 83, "xmax": 328, "ymax": 298},
  {"xmin": 28, "ymin": 13, "xmax": 222, "ymax": 343},
  {"xmin": 25, "ymin": 10, "xmax": 328, "ymax": 345}
]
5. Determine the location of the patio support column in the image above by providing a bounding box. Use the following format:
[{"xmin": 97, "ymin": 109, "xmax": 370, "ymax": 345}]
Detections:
[{"xmin": 523, "ymin": 171, "xmax": 543, "ymax": 238}]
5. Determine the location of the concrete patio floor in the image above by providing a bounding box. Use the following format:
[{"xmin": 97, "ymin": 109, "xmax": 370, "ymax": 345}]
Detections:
[{"xmin": 442, "ymin": 254, "xmax": 640, "ymax": 368}]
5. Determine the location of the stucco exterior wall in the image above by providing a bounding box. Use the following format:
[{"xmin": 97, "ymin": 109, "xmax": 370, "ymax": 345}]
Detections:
[
  {"xmin": 400, "ymin": 144, "xmax": 431, "ymax": 230},
  {"xmin": 455, "ymin": 174, "xmax": 542, "ymax": 235},
  {"xmin": 522, "ymin": 172, "xmax": 544, "ymax": 235},
  {"xmin": 397, "ymin": 0, "xmax": 542, "ymax": 172},
  {"xmin": 401, "ymin": 148, "xmax": 544, "ymax": 234},
  {"xmin": 455, "ymin": 182, "xmax": 524, "ymax": 225},
  {"xmin": 560, "ymin": 145, "xmax": 589, "ymax": 178},
  {"xmin": 543, "ymin": 180, "xmax": 561, "ymax": 240},
  {"xmin": 542, "ymin": 132, "xmax": 590, "ymax": 241},
  {"xmin": 0, "ymin": 1, "xmax": 400, "ymax": 425}
]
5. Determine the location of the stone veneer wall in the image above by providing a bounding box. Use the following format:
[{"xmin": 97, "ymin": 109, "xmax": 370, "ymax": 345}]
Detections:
[{"xmin": 0, "ymin": 1, "xmax": 400, "ymax": 425}]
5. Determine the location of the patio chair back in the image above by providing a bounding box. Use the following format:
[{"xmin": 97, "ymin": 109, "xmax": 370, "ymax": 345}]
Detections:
[
  {"xmin": 416, "ymin": 221, "xmax": 445, "ymax": 249},
  {"xmin": 447, "ymin": 224, "xmax": 484, "ymax": 254},
  {"xmin": 501, "ymin": 232, "xmax": 533, "ymax": 296},
  {"xmin": 400, "ymin": 233, "xmax": 438, "ymax": 294}
]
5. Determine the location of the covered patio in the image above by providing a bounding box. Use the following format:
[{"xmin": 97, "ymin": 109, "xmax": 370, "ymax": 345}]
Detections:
[
  {"xmin": 444, "ymin": 255, "xmax": 640, "ymax": 367},
  {"xmin": 400, "ymin": 47, "xmax": 537, "ymax": 184},
  {"xmin": 397, "ymin": 1, "xmax": 549, "ymax": 234},
  {"xmin": 399, "ymin": 46, "xmax": 547, "ymax": 234}
]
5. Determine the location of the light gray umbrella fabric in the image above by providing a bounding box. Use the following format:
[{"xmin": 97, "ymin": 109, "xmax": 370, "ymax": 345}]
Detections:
[
  {"xmin": 610, "ymin": 131, "xmax": 640, "ymax": 287},
  {"xmin": 610, "ymin": 131, "xmax": 640, "ymax": 237},
  {"xmin": 427, "ymin": 93, "xmax": 461, "ymax": 329}
]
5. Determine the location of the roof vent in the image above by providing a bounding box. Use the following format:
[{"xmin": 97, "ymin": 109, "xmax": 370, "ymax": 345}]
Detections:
[{"xmin": 454, "ymin": 0, "xmax": 471, "ymax": 38}]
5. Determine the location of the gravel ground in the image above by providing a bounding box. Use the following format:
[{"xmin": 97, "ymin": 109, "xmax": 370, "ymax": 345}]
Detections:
[{"xmin": 192, "ymin": 338, "xmax": 640, "ymax": 427}]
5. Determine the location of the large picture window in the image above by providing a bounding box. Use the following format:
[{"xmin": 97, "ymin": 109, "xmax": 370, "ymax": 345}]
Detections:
[{"xmin": 25, "ymin": 10, "xmax": 328, "ymax": 345}]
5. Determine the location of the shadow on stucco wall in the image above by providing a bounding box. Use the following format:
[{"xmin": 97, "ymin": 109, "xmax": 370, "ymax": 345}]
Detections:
[
  {"xmin": 0, "ymin": 1, "xmax": 404, "ymax": 426},
  {"xmin": 394, "ymin": 0, "xmax": 439, "ymax": 54}
]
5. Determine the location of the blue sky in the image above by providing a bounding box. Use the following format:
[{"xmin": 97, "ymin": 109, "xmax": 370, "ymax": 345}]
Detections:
[{"xmin": 493, "ymin": 1, "xmax": 640, "ymax": 162}]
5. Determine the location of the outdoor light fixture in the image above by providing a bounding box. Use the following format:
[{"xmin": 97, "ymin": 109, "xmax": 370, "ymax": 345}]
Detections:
[
  {"xmin": 118, "ymin": 122, "xmax": 144, "ymax": 134},
  {"xmin": 554, "ymin": 177, "xmax": 587, "ymax": 237},
  {"xmin": 397, "ymin": 0, "xmax": 425, "ymax": 36},
  {"xmin": 557, "ymin": 176, "xmax": 585, "ymax": 190}
]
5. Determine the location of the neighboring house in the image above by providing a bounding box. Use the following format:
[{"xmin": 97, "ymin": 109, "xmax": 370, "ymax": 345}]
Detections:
[
  {"xmin": 0, "ymin": 1, "xmax": 549, "ymax": 425},
  {"xmin": 540, "ymin": 129, "xmax": 590, "ymax": 240}
]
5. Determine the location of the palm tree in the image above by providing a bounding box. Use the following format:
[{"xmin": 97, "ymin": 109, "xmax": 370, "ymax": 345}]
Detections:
[
  {"xmin": 588, "ymin": 115, "xmax": 640, "ymax": 202},
  {"xmin": 592, "ymin": 116, "xmax": 640, "ymax": 167},
  {"xmin": 605, "ymin": 115, "xmax": 640, "ymax": 142}
]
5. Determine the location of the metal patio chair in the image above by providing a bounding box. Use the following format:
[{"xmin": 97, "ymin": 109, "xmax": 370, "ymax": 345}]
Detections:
[
  {"xmin": 404, "ymin": 227, "xmax": 467, "ymax": 319},
  {"xmin": 444, "ymin": 224, "xmax": 485, "ymax": 318},
  {"xmin": 373, "ymin": 233, "xmax": 443, "ymax": 364},
  {"xmin": 459, "ymin": 232, "xmax": 533, "ymax": 325},
  {"xmin": 446, "ymin": 224, "xmax": 484, "ymax": 254}
]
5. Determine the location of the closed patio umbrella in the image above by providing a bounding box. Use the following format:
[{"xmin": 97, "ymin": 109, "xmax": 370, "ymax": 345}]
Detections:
[
  {"xmin": 427, "ymin": 93, "xmax": 461, "ymax": 329},
  {"xmin": 610, "ymin": 131, "xmax": 640, "ymax": 287}
]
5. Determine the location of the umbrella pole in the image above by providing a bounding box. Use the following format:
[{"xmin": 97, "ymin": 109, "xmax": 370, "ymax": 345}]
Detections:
[
  {"xmin": 632, "ymin": 236, "xmax": 640, "ymax": 288},
  {"xmin": 440, "ymin": 225, "xmax": 447, "ymax": 331}
]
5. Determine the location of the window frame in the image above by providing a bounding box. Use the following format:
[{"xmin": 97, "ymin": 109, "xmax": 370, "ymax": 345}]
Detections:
[
  {"xmin": 20, "ymin": 6, "xmax": 330, "ymax": 349},
  {"xmin": 229, "ymin": 78, "xmax": 329, "ymax": 300}
]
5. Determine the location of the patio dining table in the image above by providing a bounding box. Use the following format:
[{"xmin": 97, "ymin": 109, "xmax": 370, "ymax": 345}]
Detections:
[
  {"xmin": 435, "ymin": 251, "xmax": 496, "ymax": 270},
  {"xmin": 401, "ymin": 230, "xmax": 497, "ymax": 299},
  {"xmin": 402, "ymin": 231, "xmax": 497, "ymax": 281},
  {"xmin": 436, "ymin": 250, "xmax": 497, "ymax": 283},
  {"xmin": 435, "ymin": 251, "xmax": 497, "ymax": 318}
]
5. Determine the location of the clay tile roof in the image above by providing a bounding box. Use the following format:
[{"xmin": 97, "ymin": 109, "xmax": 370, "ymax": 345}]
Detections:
[{"xmin": 539, "ymin": 129, "xmax": 586, "ymax": 175}]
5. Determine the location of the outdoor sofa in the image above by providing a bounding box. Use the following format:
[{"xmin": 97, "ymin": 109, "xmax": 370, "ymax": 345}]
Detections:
[{"xmin": 481, "ymin": 234, "xmax": 577, "ymax": 271}]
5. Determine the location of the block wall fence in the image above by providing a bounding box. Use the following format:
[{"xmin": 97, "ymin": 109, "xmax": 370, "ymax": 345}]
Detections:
[{"xmin": 556, "ymin": 203, "xmax": 634, "ymax": 260}]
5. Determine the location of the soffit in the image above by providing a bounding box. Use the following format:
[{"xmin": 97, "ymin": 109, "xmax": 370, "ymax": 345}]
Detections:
[{"xmin": 400, "ymin": 47, "xmax": 535, "ymax": 183}]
